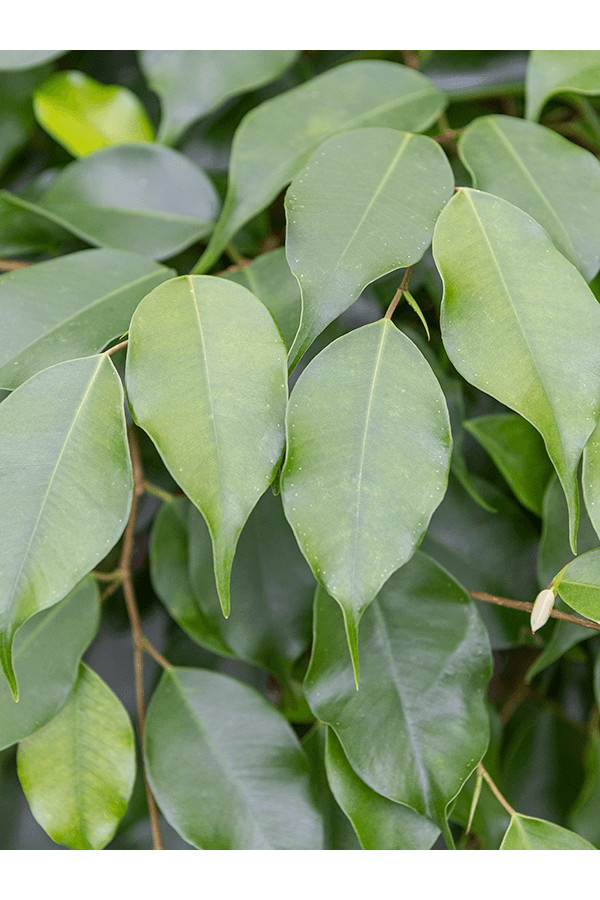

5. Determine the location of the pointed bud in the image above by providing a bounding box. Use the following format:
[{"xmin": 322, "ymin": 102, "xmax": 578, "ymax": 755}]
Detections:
[{"xmin": 531, "ymin": 588, "xmax": 556, "ymax": 632}]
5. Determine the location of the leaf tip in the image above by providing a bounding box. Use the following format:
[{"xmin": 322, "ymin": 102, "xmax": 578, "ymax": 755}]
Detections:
[
  {"xmin": 1, "ymin": 642, "xmax": 19, "ymax": 702},
  {"xmin": 341, "ymin": 608, "xmax": 361, "ymax": 691}
]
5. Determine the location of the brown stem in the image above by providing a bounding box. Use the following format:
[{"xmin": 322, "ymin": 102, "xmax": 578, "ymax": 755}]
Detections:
[
  {"xmin": 401, "ymin": 50, "xmax": 419, "ymax": 70},
  {"xmin": 120, "ymin": 426, "xmax": 164, "ymax": 850},
  {"xmin": 468, "ymin": 590, "xmax": 600, "ymax": 633},
  {"xmin": 0, "ymin": 258, "xmax": 29, "ymax": 271},
  {"xmin": 106, "ymin": 339, "xmax": 129, "ymax": 358},
  {"xmin": 384, "ymin": 266, "xmax": 414, "ymax": 320},
  {"xmin": 478, "ymin": 763, "xmax": 517, "ymax": 817}
]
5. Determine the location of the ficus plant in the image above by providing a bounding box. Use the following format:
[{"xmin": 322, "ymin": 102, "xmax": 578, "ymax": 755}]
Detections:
[{"xmin": 4, "ymin": 50, "xmax": 600, "ymax": 852}]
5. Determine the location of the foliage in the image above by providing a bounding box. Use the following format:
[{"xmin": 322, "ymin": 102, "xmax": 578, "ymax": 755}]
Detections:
[{"xmin": 2, "ymin": 49, "xmax": 600, "ymax": 850}]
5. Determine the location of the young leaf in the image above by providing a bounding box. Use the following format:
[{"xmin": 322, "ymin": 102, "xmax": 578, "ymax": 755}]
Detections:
[
  {"xmin": 324, "ymin": 728, "xmax": 440, "ymax": 850},
  {"xmin": 0, "ymin": 576, "xmax": 99, "ymax": 751},
  {"xmin": 526, "ymin": 50, "xmax": 600, "ymax": 121},
  {"xmin": 17, "ymin": 663, "xmax": 136, "ymax": 850},
  {"xmin": 434, "ymin": 188, "xmax": 600, "ymax": 552},
  {"xmin": 144, "ymin": 667, "xmax": 324, "ymax": 849},
  {"xmin": 459, "ymin": 115, "xmax": 600, "ymax": 280},
  {"xmin": 0, "ymin": 248, "xmax": 174, "ymax": 390},
  {"xmin": 194, "ymin": 60, "xmax": 446, "ymax": 272},
  {"xmin": 555, "ymin": 548, "xmax": 600, "ymax": 623},
  {"xmin": 5, "ymin": 143, "xmax": 219, "ymax": 260},
  {"xmin": 281, "ymin": 319, "xmax": 452, "ymax": 678},
  {"xmin": 33, "ymin": 70, "xmax": 154, "ymax": 156},
  {"xmin": 126, "ymin": 275, "xmax": 288, "ymax": 617},
  {"xmin": 140, "ymin": 50, "xmax": 300, "ymax": 145},
  {"xmin": 286, "ymin": 128, "xmax": 453, "ymax": 370},
  {"xmin": 500, "ymin": 814, "xmax": 595, "ymax": 849},
  {"xmin": 0, "ymin": 354, "xmax": 132, "ymax": 698},
  {"xmin": 303, "ymin": 553, "xmax": 492, "ymax": 831}
]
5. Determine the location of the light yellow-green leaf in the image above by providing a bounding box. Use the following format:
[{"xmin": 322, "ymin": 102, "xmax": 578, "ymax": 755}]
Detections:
[
  {"xmin": 34, "ymin": 70, "xmax": 154, "ymax": 156},
  {"xmin": 17, "ymin": 663, "xmax": 135, "ymax": 850}
]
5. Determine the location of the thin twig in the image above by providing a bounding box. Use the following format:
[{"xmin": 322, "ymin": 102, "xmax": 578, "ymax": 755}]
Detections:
[
  {"xmin": 0, "ymin": 258, "xmax": 30, "ymax": 271},
  {"xmin": 468, "ymin": 590, "xmax": 600, "ymax": 633},
  {"xmin": 121, "ymin": 426, "xmax": 164, "ymax": 850},
  {"xmin": 105, "ymin": 339, "xmax": 129, "ymax": 358},
  {"xmin": 478, "ymin": 763, "xmax": 517, "ymax": 817},
  {"xmin": 384, "ymin": 266, "xmax": 414, "ymax": 320},
  {"xmin": 141, "ymin": 637, "xmax": 173, "ymax": 671}
]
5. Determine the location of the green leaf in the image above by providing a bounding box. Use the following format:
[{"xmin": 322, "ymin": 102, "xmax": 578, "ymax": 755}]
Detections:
[
  {"xmin": 463, "ymin": 413, "xmax": 553, "ymax": 516},
  {"xmin": 303, "ymin": 552, "xmax": 492, "ymax": 831},
  {"xmin": 0, "ymin": 354, "xmax": 132, "ymax": 698},
  {"xmin": 0, "ymin": 249, "xmax": 174, "ymax": 390},
  {"xmin": 526, "ymin": 51, "xmax": 600, "ymax": 121},
  {"xmin": 0, "ymin": 51, "xmax": 64, "ymax": 70},
  {"xmin": 0, "ymin": 576, "xmax": 99, "ymax": 750},
  {"xmin": 281, "ymin": 319, "xmax": 452, "ymax": 678},
  {"xmin": 141, "ymin": 50, "xmax": 300, "ymax": 145},
  {"xmin": 194, "ymin": 60, "xmax": 447, "ymax": 272},
  {"xmin": 434, "ymin": 188, "xmax": 600, "ymax": 552},
  {"xmin": 221, "ymin": 247, "xmax": 301, "ymax": 350},
  {"xmin": 150, "ymin": 491, "xmax": 315, "ymax": 678},
  {"xmin": 459, "ymin": 114, "xmax": 600, "ymax": 281},
  {"xmin": 5, "ymin": 143, "xmax": 219, "ymax": 260},
  {"xmin": 144, "ymin": 667, "xmax": 323, "ymax": 849},
  {"xmin": 17, "ymin": 663, "xmax": 136, "ymax": 850},
  {"xmin": 570, "ymin": 726, "xmax": 600, "ymax": 847},
  {"xmin": 286, "ymin": 128, "xmax": 453, "ymax": 370},
  {"xmin": 500, "ymin": 814, "xmax": 595, "ymax": 849},
  {"xmin": 126, "ymin": 275, "xmax": 287, "ymax": 617},
  {"xmin": 583, "ymin": 416, "xmax": 600, "ymax": 540},
  {"xmin": 33, "ymin": 70, "xmax": 154, "ymax": 156},
  {"xmin": 555, "ymin": 549, "xmax": 600, "ymax": 623},
  {"xmin": 324, "ymin": 728, "xmax": 440, "ymax": 850},
  {"xmin": 0, "ymin": 68, "xmax": 48, "ymax": 173}
]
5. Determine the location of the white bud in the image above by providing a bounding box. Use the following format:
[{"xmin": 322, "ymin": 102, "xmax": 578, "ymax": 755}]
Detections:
[{"xmin": 531, "ymin": 588, "xmax": 556, "ymax": 632}]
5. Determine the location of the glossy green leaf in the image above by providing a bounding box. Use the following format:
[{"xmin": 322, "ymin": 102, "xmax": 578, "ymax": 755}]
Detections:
[
  {"xmin": 17, "ymin": 663, "xmax": 136, "ymax": 850},
  {"xmin": 569, "ymin": 726, "xmax": 600, "ymax": 847},
  {"xmin": 221, "ymin": 247, "xmax": 301, "ymax": 350},
  {"xmin": 281, "ymin": 319, "xmax": 451, "ymax": 677},
  {"xmin": 304, "ymin": 552, "xmax": 492, "ymax": 831},
  {"xmin": 126, "ymin": 275, "xmax": 287, "ymax": 617},
  {"xmin": 150, "ymin": 491, "xmax": 315, "ymax": 677},
  {"xmin": 7, "ymin": 143, "xmax": 219, "ymax": 260},
  {"xmin": 0, "ymin": 354, "xmax": 132, "ymax": 698},
  {"xmin": 141, "ymin": 50, "xmax": 299, "ymax": 145},
  {"xmin": 286, "ymin": 128, "xmax": 454, "ymax": 369},
  {"xmin": 500, "ymin": 814, "xmax": 595, "ymax": 850},
  {"xmin": 144, "ymin": 667, "xmax": 323, "ymax": 849},
  {"xmin": 194, "ymin": 60, "xmax": 447, "ymax": 272},
  {"xmin": 0, "ymin": 577, "xmax": 99, "ymax": 751},
  {"xmin": 583, "ymin": 416, "xmax": 600, "ymax": 540},
  {"xmin": 0, "ymin": 51, "xmax": 64, "ymax": 70},
  {"xmin": 302, "ymin": 724, "xmax": 361, "ymax": 850},
  {"xmin": 464, "ymin": 413, "xmax": 553, "ymax": 516},
  {"xmin": 33, "ymin": 70, "xmax": 154, "ymax": 156},
  {"xmin": 434, "ymin": 188, "xmax": 600, "ymax": 552},
  {"xmin": 0, "ymin": 249, "xmax": 174, "ymax": 390},
  {"xmin": 526, "ymin": 51, "xmax": 600, "ymax": 121},
  {"xmin": 556, "ymin": 549, "xmax": 600, "ymax": 623},
  {"xmin": 324, "ymin": 728, "xmax": 440, "ymax": 850},
  {"xmin": 459, "ymin": 114, "xmax": 600, "ymax": 281}
]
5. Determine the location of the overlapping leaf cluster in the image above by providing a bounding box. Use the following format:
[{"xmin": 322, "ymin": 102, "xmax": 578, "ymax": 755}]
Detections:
[{"xmin": 2, "ymin": 49, "xmax": 600, "ymax": 850}]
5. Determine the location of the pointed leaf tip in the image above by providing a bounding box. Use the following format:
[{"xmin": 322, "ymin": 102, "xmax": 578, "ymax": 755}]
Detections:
[{"xmin": 342, "ymin": 608, "xmax": 361, "ymax": 690}]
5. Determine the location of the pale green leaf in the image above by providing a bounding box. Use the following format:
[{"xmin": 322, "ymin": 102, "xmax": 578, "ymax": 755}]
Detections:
[
  {"xmin": 144, "ymin": 667, "xmax": 323, "ymax": 849},
  {"xmin": 141, "ymin": 50, "xmax": 300, "ymax": 145},
  {"xmin": 281, "ymin": 319, "xmax": 451, "ymax": 677},
  {"xmin": 0, "ymin": 51, "xmax": 64, "ymax": 70},
  {"xmin": 17, "ymin": 663, "xmax": 136, "ymax": 850},
  {"xmin": 194, "ymin": 60, "xmax": 447, "ymax": 273},
  {"xmin": 126, "ymin": 275, "xmax": 287, "ymax": 616},
  {"xmin": 0, "ymin": 248, "xmax": 174, "ymax": 390},
  {"xmin": 4, "ymin": 143, "xmax": 219, "ymax": 260},
  {"xmin": 500, "ymin": 813, "xmax": 595, "ymax": 849},
  {"xmin": 0, "ymin": 576, "xmax": 99, "ymax": 751},
  {"xmin": 286, "ymin": 128, "xmax": 453, "ymax": 369},
  {"xmin": 583, "ymin": 416, "xmax": 600, "ymax": 540},
  {"xmin": 556, "ymin": 548, "xmax": 600, "ymax": 624},
  {"xmin": 526, "ymin": 50, "xmax": 600, "ymax": 121},
  {"xmin": 0, "ymin": 355, "xmax": 132, "ymax": 698},
  {"xmin": 324, "ymin": 728, "xmax": 440, "ymax": 850},
  {"xmin": 221, "ymin": 247, "xmax": 301, "ymax": 349},
  {"xmin": 463, "ymin": 413, "xmax": 553, "ymax": 516},
  {"xmin": 459, "ymin": 114, "xmax": 600, "ymax": 280},
  {"xmin": 304, "ymin": 552, "xmax": 492, "ymax": 831},
  {"xmin": 434, "ymin": 188, "xmax": 600, "ymax": 552},
  {"xmin": 33, "ymin": 70, "xmax": 154, "ymax": 156}
]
